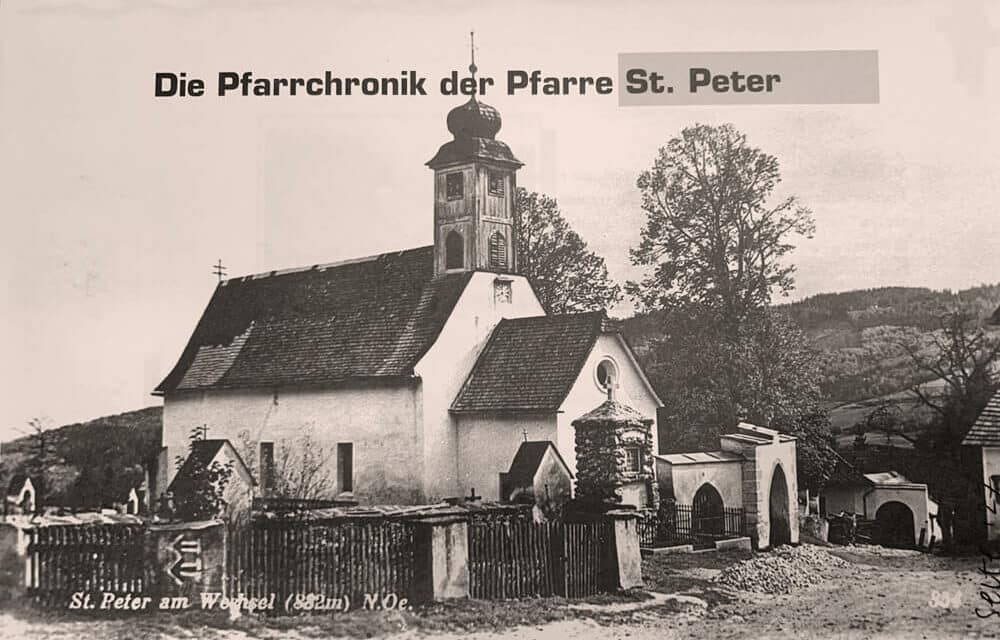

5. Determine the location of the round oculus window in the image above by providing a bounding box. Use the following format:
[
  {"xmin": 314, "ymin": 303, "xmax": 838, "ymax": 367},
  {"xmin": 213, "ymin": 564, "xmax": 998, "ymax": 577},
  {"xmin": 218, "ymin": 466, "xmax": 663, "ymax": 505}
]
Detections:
[{"xmin": 595, "ymin": 359, "xmax": 617, "ymax": 391}]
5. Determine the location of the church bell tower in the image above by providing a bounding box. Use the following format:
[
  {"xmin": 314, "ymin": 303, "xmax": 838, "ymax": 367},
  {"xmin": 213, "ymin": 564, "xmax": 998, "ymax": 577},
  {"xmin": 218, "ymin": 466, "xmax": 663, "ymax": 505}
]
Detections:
[{"xmin": 427, "ymin": 38, "xmax": 523, "ymax": 276}]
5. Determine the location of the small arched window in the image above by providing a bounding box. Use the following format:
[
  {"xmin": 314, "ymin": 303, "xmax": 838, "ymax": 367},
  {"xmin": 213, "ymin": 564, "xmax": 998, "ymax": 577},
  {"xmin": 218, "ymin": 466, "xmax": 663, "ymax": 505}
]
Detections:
[
  {"xmin": 445, "ymin": 230, "xmax": 464, "ymax": 270},
  {"xmin": 488, "ymin": 231, "xmax": 507, "ymax": 271}
]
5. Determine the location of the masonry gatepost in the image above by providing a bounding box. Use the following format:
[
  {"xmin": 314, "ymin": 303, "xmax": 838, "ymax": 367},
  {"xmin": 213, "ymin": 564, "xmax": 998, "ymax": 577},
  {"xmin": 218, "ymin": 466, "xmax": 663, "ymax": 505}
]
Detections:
[
  {"xmin": 411, "ymin": 514, "xmax": 470, "ymax": 602},
  {"xmin": 603, "ymin": 510, "xmax": 643, "ymax": 591},
  {"xmin": 146, "ymin": 520, "xmax": 227, "ymax": 603}
]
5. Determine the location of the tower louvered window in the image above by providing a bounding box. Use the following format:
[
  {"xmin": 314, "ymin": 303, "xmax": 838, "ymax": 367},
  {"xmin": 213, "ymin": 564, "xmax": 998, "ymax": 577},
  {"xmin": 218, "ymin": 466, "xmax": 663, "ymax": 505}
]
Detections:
[
  {"xmin": 488, "ymin": 232, "xmax": 507, "ymax": 270},
  {"xmin": 445, "ymin": 230, "xmax": 464, "ymax": 270}
]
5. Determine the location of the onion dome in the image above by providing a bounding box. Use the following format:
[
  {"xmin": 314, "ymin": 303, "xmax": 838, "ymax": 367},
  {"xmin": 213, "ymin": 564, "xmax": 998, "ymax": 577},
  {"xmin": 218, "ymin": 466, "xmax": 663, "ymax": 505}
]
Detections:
[
  {"xmin": 446, "ymin": 97, "xmax": 502, "ymax": 140},
  {"xmin": 427, "ymin": 96, "xmax": 522, "ymax": 170}
]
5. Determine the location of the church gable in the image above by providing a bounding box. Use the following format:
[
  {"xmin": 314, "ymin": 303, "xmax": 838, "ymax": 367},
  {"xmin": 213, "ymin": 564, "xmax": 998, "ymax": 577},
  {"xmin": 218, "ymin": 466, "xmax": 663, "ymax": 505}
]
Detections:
[
  {"xmin": 450, "ymin": 311, "xmax": 614, "ymax": 413},
  {"xmin": 155, "ymin": 246, "xmax": 472, "ymax": 394}
]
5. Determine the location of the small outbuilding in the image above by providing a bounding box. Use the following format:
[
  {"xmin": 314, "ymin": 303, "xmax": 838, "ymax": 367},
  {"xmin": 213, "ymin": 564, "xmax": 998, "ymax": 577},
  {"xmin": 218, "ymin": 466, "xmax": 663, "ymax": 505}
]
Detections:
[
  {"xmin": 499, "ymin": 440, "xmax": 573, "ymax": 514},
  {"xmin": 4, "ymin": 475, "xmax": 36, "ymax": 516},
  {"xmin": 822, "ymin": 468, "xmax": 935, "ymax": 547}
]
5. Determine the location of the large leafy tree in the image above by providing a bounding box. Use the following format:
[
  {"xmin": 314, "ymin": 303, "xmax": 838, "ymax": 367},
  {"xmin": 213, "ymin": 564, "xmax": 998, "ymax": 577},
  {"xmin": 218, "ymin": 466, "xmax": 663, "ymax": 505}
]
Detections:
[
  {"xmin": 515, "ymin": 187, "xmax": 622, "ymax": 314},
  {"xmin": 629, "ymin": 123, "xmax": 814, "ymax": 322},
  {"xmin": 630, "ymin": 124, "xmax": 834, "ymax": 490}
]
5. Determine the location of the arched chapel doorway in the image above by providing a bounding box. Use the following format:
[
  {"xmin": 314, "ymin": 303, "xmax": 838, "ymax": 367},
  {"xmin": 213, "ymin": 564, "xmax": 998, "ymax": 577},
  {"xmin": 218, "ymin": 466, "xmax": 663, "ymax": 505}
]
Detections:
[
  {"xmin": 693, "ymin": 483, "xmax": 725, "ymax": 536},
  {"xmin": 768, "ymin": 464, "xmax": 791, "ymax": 547},
  {"xmin": 874, "ymin": 501, "xmax": 915, "ymax": 548}
]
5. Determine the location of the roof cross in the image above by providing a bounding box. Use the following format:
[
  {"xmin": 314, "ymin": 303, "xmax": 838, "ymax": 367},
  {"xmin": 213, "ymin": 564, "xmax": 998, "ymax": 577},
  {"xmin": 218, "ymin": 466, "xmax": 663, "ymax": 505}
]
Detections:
[
  {"xmin": 212, "ymin": 258, "xmax": 227, "ymax": 282},
  {"xmin": 469, "ymin": 31, "xmax": 478, "ymax": 93}
]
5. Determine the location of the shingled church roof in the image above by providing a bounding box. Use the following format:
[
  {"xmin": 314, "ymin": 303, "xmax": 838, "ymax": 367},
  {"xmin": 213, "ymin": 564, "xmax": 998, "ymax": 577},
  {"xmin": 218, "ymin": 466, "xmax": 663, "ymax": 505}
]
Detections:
[
  {"xmin": 155, "ymin": 246, "xmax": 472, "ymax": 394},
  {"xmin": 451, "ymin": 311, "xmax": 615, "ymax": 413},
  {"xmin": 962, "ymin": 390, "xmax": 1000, "ymax": 446}
]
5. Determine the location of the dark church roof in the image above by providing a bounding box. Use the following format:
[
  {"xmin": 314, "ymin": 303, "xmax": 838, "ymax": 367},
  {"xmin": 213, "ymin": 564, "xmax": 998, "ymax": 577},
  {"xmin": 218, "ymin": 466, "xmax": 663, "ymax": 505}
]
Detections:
[
  {"xmin": 155, "ymin": 246, "xmax": 472, "ymax": 394},
  {"xmin": 962, "ymin": 390, "xmax": 1000, "ymax": 446},
  {"xmin": 451, "ymin": 311, "xmax": 614, "ymax": 413}
]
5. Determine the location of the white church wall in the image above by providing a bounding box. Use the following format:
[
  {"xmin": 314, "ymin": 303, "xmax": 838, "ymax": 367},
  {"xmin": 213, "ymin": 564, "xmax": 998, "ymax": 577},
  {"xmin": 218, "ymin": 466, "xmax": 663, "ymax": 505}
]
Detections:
[
  {"xmin": 162, "ymin": 382, "xmax": 424, "ymax": 504},
  {"xmin": 415, "ymin": 271, "xmax": 545, "ymax": 501},
  {"xmin": 455, "ymin": 413, "xmax": 558, "ymax": 502},
  {"xmin": 557, "ymin": 334, "xmax": 661, "ymax": 480}
]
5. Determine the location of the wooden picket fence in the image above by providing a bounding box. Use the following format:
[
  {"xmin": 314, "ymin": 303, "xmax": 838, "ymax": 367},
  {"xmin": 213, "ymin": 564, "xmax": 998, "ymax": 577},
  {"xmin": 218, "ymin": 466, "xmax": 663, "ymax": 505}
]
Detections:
[
  {"xmin": 467, "ymin": 517, "xmax": 609, "ymax": 599},
  {"xmin": 226, "ymin": 519, "xmax": 416, "ymax": 606},
  {"xmin": 25, "ymin": 524, "xmax": 147, "ymax": 605}
]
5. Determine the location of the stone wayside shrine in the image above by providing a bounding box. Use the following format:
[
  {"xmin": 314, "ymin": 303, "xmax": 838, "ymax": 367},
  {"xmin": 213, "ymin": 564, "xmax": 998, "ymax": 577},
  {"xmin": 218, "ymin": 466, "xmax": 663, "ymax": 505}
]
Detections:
[{"xmin": 572, "ymin": 389, "xmax": 660, "ymax": 512}]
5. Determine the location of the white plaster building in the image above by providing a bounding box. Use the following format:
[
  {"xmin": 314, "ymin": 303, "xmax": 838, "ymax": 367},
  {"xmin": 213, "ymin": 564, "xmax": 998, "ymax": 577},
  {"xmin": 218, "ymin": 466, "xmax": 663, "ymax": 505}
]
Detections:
[
  {"xmin": 153, "ymin": 92, "xmax": 661, "ymax": 506},
  {"xmin": 822, "ymin": 468, "xmax": 938, "ymax": 547},
  {"xmin": 963, "ymin": 390, "xmax": 1000, "ymax": 540}
]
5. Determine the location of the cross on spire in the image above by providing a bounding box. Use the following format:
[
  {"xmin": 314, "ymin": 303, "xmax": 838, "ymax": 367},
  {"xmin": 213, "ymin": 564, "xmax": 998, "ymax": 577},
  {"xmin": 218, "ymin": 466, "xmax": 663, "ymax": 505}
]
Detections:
[
  {"xmin": 469, "ymin": 31, "xmax": 478, "ymax": 93},
  {"xmin": 212, "ymin": 258, "xmax": 227, "ymax": 282},
  {"xmin": 522, "ymin": 426, "xmax": 528, "ymax": 442}
]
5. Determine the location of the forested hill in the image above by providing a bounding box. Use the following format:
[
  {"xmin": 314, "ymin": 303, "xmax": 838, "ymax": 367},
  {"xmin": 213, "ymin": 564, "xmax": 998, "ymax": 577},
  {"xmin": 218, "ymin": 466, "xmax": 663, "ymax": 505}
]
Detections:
[
  {"xmin": 0, "ymin": 406, "xmax": 161, "ymax": 507},
  {"xmin": 622, "ymin": 284, "xmax": 1000, "ymax": 406},
  {"xmin": 778, "ymin": 284, "xmax": 1000, "ymax": 333}
]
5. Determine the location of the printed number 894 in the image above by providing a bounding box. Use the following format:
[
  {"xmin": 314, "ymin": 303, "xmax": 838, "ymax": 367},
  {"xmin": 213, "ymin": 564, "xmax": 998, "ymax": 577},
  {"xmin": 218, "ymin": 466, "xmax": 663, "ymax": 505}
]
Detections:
[{"xmin": 929, "ymin": 590, "xmax": 962, "ymax": 608}]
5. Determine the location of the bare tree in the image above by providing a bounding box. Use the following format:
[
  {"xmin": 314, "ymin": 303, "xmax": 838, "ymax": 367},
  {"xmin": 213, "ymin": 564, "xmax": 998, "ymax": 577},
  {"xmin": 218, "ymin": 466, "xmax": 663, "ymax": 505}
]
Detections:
[
  {"xmin": 235, "ymin": 428, "xmax": 337, "ymax": 500},
  {"xmin": 273, "ymin": 432, "xmax": 337, "ymax": 500},
  {"xmin": 903, "ymin": 308, "xmax": 1000, "ymax": 546}
]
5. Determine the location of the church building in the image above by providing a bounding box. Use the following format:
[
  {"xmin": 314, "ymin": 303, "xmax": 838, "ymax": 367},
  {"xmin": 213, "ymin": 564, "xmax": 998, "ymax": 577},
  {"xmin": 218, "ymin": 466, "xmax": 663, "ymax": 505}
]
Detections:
[{"xmin": 152, "ymin": 81, "xmax": 662, "ymax": 506}]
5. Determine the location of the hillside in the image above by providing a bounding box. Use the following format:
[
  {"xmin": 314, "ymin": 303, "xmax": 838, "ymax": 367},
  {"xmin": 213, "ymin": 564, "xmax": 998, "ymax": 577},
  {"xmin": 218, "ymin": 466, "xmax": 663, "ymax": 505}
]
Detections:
[
  {"xmin": 778, "ymin": 284, "xmax": 1000, "ymax": 403},
  {"xmin": 621, "ymin": 283, "xmax": 1000, "ymax": 432},
  {"xmin": 1, "ymin": 406, "xmax": 162, "ymax": 508}
]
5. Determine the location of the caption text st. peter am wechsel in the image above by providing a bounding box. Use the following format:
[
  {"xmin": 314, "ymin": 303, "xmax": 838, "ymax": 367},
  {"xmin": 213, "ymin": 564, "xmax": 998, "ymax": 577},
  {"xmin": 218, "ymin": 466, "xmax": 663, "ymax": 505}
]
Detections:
[
  {"xmin": 68, "ymin": 591, "xmax": 408, "ymax": 614},
  {"xmin": 154, "ymin": 69, "xmax": 781, "ymax": 98}
]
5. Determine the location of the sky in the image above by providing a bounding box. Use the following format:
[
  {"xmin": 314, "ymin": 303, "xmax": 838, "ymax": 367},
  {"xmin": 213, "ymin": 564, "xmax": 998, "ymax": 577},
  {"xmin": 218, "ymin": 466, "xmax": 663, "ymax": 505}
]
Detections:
[{"xmin": 1, "ymin": 0, "xmax": 998, "ymax": 441}]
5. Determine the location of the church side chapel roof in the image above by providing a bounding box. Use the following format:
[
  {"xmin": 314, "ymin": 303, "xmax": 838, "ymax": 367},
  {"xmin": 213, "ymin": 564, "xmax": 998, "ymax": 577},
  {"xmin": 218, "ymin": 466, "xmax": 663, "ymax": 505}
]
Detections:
[
  {"xmin": 168, "ymin": 439, "xmax": 254, "ymax": 494},
  {"xmin": 155, "ymin": 246, "xmax": 472, "ymax": 394},
  {"xmin": 505, "ymin": 441, "xmax": 573, "ymax": 486},
  {"xmin": 451, "ymin": 311, "xmax": 614, "ymax": 413},
  {"xmin": 962, "ymin": 390, "xmax": 1000, "ymax": 446}
]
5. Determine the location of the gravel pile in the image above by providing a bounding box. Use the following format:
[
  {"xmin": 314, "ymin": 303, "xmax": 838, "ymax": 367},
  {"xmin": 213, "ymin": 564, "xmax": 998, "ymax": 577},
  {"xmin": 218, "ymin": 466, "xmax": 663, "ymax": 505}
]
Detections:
[
  {"xmin": 846, "ymin": 544, "xmax": 920, "ymax": 557},
  {"xmin": 714, "ymin": 544, "xmax": 850, "ymax": 594}
]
